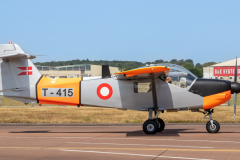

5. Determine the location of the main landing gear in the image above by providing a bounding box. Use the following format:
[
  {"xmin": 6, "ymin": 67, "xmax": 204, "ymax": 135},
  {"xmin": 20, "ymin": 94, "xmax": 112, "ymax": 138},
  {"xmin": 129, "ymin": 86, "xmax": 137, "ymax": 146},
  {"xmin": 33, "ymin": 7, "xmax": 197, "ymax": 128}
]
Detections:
[
  {"xmin": 204, "ymin": 109, "xmax": 220, "ymax": 133},
  {"xmin": 143, "ymin": 109, "xmax": 165, "ymax": 134}
]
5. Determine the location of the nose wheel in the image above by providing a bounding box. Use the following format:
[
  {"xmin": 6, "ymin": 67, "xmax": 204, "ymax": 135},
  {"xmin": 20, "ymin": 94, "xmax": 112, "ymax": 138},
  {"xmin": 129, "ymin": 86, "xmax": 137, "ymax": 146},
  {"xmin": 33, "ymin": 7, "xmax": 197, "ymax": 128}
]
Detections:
[
  {"xmin": 206, "ymin": 120, "xmax": 220, "ymax": 133},
  {"xmin": 204, "ymin": 109, "xmax": 220, "ymax": 133}
]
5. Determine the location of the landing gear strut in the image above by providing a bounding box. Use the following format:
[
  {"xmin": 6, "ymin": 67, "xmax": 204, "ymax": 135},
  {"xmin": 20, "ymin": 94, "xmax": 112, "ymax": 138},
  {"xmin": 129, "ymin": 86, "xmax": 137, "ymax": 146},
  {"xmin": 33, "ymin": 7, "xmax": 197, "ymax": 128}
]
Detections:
[
  {"xmin": 204, "ymin": 109, "xmax": 220, "ymax": 133},
  {"xmin": 143, "ymin": 109, "xmax": 165, "ymax": 134}
]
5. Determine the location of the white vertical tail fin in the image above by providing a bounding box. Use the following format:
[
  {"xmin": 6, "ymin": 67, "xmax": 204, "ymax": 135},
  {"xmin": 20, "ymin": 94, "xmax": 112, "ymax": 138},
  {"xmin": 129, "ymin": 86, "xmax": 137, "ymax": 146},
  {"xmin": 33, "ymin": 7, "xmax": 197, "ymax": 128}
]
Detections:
[{"xmin": 0, "ymin": 44, "xmax": 41, "ymax": 102}]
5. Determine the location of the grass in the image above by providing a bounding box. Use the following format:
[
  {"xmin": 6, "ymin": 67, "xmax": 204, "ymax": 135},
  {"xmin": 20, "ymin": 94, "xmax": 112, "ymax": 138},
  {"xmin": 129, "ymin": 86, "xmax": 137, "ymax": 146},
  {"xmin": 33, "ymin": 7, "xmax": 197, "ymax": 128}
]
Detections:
[
  {"xmin": 0, "ymin": 106, "xmax": 240, "ymax": 123},
  {"xmin": 0, "ymin": 97, "xmax": 240, "ymax": 124}
]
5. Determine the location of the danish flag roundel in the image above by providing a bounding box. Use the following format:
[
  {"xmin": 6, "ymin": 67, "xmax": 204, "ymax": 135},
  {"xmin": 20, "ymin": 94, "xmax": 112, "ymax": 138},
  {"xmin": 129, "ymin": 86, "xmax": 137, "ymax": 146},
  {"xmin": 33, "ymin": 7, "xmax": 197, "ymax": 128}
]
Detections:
[{"xmin": 97, "ymin": 83, "xmax": 113, "ymax": 100}]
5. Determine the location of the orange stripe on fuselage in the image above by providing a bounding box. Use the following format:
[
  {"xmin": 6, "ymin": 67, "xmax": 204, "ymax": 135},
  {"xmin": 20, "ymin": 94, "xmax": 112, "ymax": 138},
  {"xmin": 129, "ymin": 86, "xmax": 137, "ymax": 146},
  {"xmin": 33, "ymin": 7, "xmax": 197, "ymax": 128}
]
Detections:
[
  {"xmin": 203, "ymin": 90, "xmax": 231, "ymax": 109},
  {"xmin": 37, "ymin": 76, "xmax": 81, "ymax": 106}
]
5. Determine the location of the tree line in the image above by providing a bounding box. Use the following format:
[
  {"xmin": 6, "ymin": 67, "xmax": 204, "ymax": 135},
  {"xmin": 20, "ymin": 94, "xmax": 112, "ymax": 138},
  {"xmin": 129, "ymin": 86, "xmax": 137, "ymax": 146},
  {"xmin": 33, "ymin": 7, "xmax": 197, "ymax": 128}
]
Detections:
[{"xmin": 34, "ymin": 59, "xmax": 217, "ymax": 78}]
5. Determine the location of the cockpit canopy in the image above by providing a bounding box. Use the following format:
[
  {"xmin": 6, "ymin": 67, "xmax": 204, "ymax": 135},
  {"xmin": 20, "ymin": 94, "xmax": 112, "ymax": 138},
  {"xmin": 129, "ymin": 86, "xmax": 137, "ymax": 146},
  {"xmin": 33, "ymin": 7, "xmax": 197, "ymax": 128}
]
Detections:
[
  {"xmin": 115, "ymin": 63, "xmax": 197, "ymax": 87},
  {"xmin": 155, "ymin": 63, "xmax": 197, "ymax": 88}
]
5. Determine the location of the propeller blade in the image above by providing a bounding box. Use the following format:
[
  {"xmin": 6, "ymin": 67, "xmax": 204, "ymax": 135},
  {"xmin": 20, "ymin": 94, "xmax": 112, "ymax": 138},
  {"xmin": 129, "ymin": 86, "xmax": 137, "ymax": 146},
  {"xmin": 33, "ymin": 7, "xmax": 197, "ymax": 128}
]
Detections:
[
  {"xmin": 234, "ymin": 93, "xmax": 237, "ymax": 120},
  {"xmin": 234, "ymin": 57, "xmax": 237, "ymax": 82},
  {"xmin": 234, "ymin": 57, "xmax": 237, "ymax": 120}
]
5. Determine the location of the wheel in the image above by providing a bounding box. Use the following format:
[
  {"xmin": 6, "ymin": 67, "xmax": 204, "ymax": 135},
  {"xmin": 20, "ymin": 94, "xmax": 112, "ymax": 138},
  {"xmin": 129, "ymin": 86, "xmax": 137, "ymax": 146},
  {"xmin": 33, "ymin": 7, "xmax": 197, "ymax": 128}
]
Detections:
[
  {"xmin": 143, "ymin": 120, "xmax": 158, "ymax": 134},
  {"xmin": 157, "ymin": 118, "xmax": 165, "ymax": 132},
  {"xmin": 206, "ymin": 120, "xmax": 220, "ymax": 133}
]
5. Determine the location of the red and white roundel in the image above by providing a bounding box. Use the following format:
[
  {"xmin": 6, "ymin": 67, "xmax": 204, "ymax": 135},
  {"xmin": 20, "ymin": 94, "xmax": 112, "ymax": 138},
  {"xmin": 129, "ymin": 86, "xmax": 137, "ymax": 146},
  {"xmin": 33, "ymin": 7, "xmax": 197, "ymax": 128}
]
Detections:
[{"xmin": 97, "ymin": 83, "xmax": 113, "ymax": 100}]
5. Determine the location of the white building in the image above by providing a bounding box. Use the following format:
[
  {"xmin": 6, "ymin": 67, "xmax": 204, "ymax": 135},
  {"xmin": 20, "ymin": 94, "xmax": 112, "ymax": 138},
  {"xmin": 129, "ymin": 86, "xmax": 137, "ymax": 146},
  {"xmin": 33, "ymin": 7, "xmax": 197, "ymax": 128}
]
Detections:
[
  {"xmin": 203, "ymin": 58, "xmax": 240, "ymax": 81},
  {"xmin": 36, "ymin": 64, "xmax": 120, "ymax": 79}
]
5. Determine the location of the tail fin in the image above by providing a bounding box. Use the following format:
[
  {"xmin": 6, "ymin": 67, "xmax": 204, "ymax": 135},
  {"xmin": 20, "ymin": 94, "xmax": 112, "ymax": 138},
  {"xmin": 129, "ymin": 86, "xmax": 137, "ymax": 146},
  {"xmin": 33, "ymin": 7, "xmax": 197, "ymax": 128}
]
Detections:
[{"xmin": 0, "ymin": 44, "xmax": 41, "ymax": 102}]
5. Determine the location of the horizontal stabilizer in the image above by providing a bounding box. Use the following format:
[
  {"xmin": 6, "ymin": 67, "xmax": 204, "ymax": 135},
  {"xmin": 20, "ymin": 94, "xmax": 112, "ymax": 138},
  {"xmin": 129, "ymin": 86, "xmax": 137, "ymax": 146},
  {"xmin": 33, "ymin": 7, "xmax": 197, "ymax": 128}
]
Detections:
[
  {"xmin": 0, "ymin": 53, "xmax": 36, "ymax": 61},
  {"xmin": 0, "ymin": 44, "xmax": 36, "ymax": 61}
]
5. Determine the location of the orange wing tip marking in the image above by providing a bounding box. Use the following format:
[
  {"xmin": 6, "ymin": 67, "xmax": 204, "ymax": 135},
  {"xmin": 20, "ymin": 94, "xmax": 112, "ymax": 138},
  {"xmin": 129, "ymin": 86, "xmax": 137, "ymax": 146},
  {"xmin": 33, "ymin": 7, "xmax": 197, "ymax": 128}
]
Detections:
[
  {"xmin": 203, "ymin": 90, "xmax": 231, "ymax": 109},
  {"xmin": 115, "ymin": 66, "xmax": 170, "ymax": 77}
]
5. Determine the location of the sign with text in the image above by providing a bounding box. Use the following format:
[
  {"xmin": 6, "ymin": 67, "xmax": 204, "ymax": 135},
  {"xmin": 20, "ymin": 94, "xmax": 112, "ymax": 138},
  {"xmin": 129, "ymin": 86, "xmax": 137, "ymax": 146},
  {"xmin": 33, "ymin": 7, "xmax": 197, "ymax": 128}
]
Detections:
[{"xmin": 214, "ymin": 67, "xmax": 240, "ymax": 76}]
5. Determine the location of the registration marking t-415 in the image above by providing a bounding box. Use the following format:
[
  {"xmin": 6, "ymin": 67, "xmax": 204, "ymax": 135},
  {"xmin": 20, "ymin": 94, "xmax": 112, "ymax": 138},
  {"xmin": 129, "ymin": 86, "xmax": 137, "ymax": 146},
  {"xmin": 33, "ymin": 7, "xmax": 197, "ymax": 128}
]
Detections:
[{"xmin": 41, "ymin": 88, "xmax": 74, "ymax": 97}]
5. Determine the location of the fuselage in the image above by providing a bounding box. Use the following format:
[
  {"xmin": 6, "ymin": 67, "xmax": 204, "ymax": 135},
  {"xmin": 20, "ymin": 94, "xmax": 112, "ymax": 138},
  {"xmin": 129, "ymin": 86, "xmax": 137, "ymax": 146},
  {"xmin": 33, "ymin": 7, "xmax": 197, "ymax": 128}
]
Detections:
[{"xmin": 33, "ymin": 76, "xmax": 232, "ymax": 111}]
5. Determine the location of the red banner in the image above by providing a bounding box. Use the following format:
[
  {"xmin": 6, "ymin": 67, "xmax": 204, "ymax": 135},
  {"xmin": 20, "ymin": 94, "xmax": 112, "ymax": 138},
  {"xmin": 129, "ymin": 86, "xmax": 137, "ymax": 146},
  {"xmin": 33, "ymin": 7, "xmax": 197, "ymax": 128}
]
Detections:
[{"xmin": 214, "ymin": 67, "xmax": 240, "ymax": 76}]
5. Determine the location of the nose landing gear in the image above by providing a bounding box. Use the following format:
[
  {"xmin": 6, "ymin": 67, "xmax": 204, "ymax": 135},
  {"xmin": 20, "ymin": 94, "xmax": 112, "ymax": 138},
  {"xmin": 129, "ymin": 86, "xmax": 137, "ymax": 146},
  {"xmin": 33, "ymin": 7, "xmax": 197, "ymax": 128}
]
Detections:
[
  {"xmin": 204, "ymin": 109, "xmax": 220, "ymax": 133},
  {"xmin": 143, "ymin": 109, "xmax": 165, "ymax": 134}
]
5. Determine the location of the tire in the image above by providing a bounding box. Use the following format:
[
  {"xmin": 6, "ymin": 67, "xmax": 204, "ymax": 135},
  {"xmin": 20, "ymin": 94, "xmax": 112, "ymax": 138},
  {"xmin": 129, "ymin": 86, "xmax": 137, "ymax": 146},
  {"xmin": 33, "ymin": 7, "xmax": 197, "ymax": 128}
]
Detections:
[
  {"xmin": 157, "ymin": 118, "xmax": 165, "ymax": 132},
  {"xmin": 143, "ymin": 120, "xmax": 158, "ymax": 134},
  {"xmin": 206, "ymin": 120, "xmax": 220, "ymax": 133}
]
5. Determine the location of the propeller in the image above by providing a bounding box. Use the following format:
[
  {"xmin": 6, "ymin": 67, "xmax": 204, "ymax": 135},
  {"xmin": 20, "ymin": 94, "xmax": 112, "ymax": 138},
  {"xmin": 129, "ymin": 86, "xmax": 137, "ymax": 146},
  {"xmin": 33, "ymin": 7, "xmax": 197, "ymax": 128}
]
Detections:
[
  {"xmin": 233, "ymin": 57, "xmax": 237, "ymax": 120},
  {"xmin": 230, "ymin": 57, "xmax": 240, "ymax": 120}
]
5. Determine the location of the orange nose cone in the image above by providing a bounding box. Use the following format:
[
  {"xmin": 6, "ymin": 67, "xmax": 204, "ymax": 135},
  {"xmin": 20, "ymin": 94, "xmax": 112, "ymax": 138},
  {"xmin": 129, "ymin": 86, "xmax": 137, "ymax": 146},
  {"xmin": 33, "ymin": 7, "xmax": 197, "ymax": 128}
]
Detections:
[{"xmin": 203, "ymin": 90, "xmax": 231, "ymax": 109}]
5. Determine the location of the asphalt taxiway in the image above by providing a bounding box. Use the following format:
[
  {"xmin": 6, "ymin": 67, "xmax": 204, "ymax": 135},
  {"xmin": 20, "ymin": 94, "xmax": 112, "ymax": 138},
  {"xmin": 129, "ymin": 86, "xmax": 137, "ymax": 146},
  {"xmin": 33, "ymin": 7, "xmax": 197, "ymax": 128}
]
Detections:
[{"xmin": 1, "ymin": 124, "xmax": 240, "ymax": 160}]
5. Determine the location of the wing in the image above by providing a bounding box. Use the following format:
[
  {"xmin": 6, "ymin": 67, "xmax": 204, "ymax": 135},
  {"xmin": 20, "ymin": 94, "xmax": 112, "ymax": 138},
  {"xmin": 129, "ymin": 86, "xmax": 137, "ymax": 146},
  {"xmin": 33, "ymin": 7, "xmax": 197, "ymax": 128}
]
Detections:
[{"xmin": 115, "ymin": 66, "xmax": 170, "ymax": 80}]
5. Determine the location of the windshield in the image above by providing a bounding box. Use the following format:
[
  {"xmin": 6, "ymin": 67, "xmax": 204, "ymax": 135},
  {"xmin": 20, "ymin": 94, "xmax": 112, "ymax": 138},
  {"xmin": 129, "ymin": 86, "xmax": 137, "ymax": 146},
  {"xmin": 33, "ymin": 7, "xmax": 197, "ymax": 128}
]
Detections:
[{"xmin": 155, "ymin": 63, "xmax": 197, "ymax": 88}]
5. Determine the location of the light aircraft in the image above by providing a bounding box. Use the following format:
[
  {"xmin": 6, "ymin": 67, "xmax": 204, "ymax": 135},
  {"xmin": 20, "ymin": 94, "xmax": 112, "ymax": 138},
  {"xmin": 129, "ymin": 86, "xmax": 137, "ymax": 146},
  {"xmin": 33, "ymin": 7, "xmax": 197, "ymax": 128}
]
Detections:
[{"xmin": 0, "ymin": 43, "xmax": 240, "ymax": 134}]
